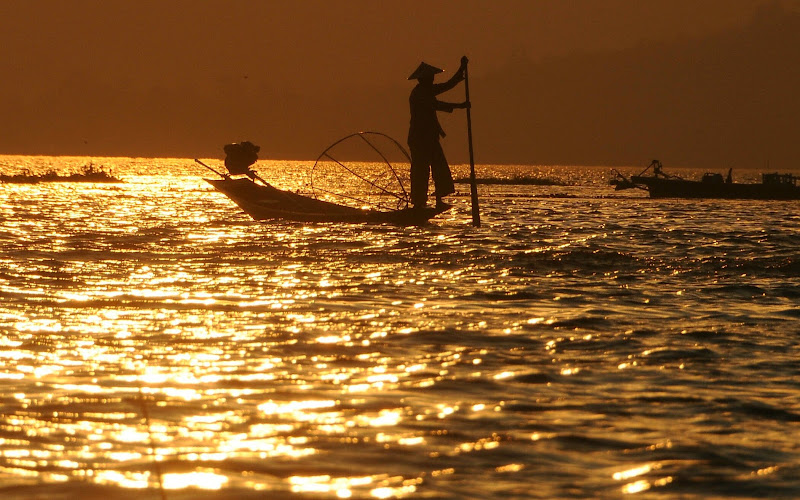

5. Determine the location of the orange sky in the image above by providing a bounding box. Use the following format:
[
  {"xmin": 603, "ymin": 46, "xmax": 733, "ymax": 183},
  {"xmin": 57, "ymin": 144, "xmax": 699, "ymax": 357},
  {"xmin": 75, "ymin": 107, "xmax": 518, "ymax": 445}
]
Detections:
[{"xmin": 1, "ymin": 0, "xmax": 797, "ymax": 166}]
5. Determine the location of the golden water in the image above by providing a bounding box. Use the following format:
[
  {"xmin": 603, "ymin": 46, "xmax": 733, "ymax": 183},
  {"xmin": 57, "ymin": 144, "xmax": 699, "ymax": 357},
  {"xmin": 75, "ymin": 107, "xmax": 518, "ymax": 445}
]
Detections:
[{"xmin": 1, "ymin": 157, "xmax": 798, "ymax": 499}]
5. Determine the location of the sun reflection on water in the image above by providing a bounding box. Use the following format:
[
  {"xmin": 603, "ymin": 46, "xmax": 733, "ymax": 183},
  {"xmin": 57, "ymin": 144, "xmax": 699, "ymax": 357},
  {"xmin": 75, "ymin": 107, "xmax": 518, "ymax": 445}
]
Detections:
[{"xmin": 2, "ymin": 159, "xmax": 799, "ymax": 497}]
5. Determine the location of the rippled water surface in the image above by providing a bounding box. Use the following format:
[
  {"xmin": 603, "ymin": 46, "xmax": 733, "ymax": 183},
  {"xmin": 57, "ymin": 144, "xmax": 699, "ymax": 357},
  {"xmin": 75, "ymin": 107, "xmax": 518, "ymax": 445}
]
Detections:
[{"xmin": 1, "ymin": 157, "xmax": 799, "ymax": 499}]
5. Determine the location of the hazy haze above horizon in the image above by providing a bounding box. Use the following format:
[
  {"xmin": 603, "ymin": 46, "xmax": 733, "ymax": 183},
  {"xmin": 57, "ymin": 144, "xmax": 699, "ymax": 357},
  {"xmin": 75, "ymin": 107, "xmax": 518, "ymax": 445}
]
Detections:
[{"xmin": 1, "ymin": 0, "xmax": 798, "ymax": 167}]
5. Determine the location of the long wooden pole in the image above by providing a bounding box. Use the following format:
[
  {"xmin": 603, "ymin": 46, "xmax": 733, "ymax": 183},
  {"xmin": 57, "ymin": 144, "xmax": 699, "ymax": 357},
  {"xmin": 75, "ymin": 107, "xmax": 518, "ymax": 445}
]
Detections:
[
  {"xmin": 195, "ymin": 158, "xmax": 273, "ymax": 189},
  {"xmin": 462, "ymin": 57, "xmax": 481, "ymax": 227},
  {"xmin": 194, "ymin": 158, "xmax": 227, "ymax": 178}
]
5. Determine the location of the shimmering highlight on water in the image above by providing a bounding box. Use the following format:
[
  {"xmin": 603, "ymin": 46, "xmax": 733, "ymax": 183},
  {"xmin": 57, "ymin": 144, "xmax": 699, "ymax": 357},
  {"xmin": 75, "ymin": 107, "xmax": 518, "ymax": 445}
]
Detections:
[{"xmin": 1, "ymin": 157, "xmax": 799, "ymax": 499}]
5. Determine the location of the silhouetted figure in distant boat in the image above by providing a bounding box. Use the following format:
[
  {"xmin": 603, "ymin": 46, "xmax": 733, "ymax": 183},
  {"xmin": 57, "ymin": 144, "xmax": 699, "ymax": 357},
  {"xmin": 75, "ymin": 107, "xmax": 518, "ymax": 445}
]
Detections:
[
  {"xmin": 407, "ymin": 58, "xmax": 470, "ymax": 209},
  {"xmin": 223, "ymin": 141, "xmax": 260, "ymax": 178}
]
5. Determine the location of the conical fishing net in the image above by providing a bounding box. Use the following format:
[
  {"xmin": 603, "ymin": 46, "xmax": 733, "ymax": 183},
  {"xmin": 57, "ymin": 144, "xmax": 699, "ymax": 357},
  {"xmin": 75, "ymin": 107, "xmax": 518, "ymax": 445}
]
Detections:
[{"xmin": 310, "ymin": 132, "xmax": 412, "ymax": 211}]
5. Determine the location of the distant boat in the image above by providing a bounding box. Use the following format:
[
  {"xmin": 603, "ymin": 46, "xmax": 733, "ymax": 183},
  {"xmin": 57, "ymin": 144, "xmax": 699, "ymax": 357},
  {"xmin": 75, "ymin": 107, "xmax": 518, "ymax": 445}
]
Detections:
[
  {"xmin": 611, "ymin": 160, "xmax": 800, "ymax": 200},
  {"xmin": 0, "ymin": 164, "xmax": 122, "ymax": 184},
  {"xmin": 453, "ymin": 176, "xmax": 567, "ymax": 186}
]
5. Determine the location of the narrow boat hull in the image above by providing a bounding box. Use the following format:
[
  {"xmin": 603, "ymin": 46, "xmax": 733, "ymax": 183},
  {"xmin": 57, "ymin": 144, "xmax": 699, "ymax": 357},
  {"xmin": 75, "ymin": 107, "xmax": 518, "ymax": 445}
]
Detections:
[{"xmin": 206, "ymin": 178, "xmax": 449, "ymax": 225}]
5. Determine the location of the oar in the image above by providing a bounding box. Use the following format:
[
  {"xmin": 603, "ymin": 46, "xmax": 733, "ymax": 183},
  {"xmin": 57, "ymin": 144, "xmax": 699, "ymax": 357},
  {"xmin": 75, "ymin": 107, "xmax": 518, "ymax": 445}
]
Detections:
[{"xmin": 462, "ymin": 56, "xmax": 481, "ymax": 227}]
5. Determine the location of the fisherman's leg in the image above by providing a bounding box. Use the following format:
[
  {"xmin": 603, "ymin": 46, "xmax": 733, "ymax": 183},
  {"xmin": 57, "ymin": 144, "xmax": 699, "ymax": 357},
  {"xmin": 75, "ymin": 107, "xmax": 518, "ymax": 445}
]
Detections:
[
  {"xmin": 410, "ymin": 146, "xmax": 432, "ymax": 208},
  {"xmin": 430, "ymin": 144, "xmax": 454, "ymax": 207},
  {"xmin": 410, "ymin": 162, "xmax": 432, "ymax": 208}
]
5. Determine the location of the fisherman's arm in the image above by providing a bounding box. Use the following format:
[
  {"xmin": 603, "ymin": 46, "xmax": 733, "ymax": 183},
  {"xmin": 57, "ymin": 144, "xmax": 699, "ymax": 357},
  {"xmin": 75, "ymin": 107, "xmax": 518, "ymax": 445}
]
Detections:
[
  {"xmin": 432, "ymin": 58, "xmax": 469, "ymax": 95},
  {"xmin": 435, "ymin": 101, "xmax": 471, "ymax": 113}
]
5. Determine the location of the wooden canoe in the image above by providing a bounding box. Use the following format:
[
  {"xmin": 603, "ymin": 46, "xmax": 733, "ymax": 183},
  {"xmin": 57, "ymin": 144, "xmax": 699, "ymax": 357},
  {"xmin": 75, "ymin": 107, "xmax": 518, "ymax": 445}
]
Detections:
[{"xmin": 206, "ymin": 177, "xmax": 450, "ymax": 225}]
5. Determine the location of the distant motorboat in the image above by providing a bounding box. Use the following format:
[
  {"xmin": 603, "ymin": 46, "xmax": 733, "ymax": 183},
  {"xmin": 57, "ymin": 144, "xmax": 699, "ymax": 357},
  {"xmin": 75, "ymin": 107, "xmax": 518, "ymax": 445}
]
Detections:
[{"xmin": 611, "ymin": 160, "xmax": 800, "ymax": 200}]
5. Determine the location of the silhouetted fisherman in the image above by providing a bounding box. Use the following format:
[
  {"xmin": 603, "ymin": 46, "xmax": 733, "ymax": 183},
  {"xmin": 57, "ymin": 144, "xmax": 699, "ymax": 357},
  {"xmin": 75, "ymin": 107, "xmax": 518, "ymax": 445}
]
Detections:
[
  {"xmin": 223, "ymin": 141, "xmax": 260, "ymax": 178},
  {"xmin": 407, "ymin": 58, "xmax": 470, "ymax": 209}
]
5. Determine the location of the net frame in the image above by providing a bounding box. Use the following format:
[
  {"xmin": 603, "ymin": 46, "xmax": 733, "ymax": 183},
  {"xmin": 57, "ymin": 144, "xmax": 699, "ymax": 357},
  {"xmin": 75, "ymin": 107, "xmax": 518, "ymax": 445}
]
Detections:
[{"xmin": 310, "ymin": 132, "xmax": 412, "ymax": 211}]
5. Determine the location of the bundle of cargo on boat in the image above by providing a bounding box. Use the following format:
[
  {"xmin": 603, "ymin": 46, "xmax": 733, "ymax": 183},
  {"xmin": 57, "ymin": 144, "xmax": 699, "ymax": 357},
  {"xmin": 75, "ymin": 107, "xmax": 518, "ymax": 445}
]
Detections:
[{"xmin": 198, "ymin": 132, "xmax": 450, "ymax": 225}]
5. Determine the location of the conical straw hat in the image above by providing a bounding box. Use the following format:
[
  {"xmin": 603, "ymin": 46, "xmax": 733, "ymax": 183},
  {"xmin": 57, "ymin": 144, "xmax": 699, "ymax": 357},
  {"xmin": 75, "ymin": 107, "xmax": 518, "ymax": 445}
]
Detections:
[{"xmin": 408, "ymin": 62, "xmax": 444, "ymax": 80}]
